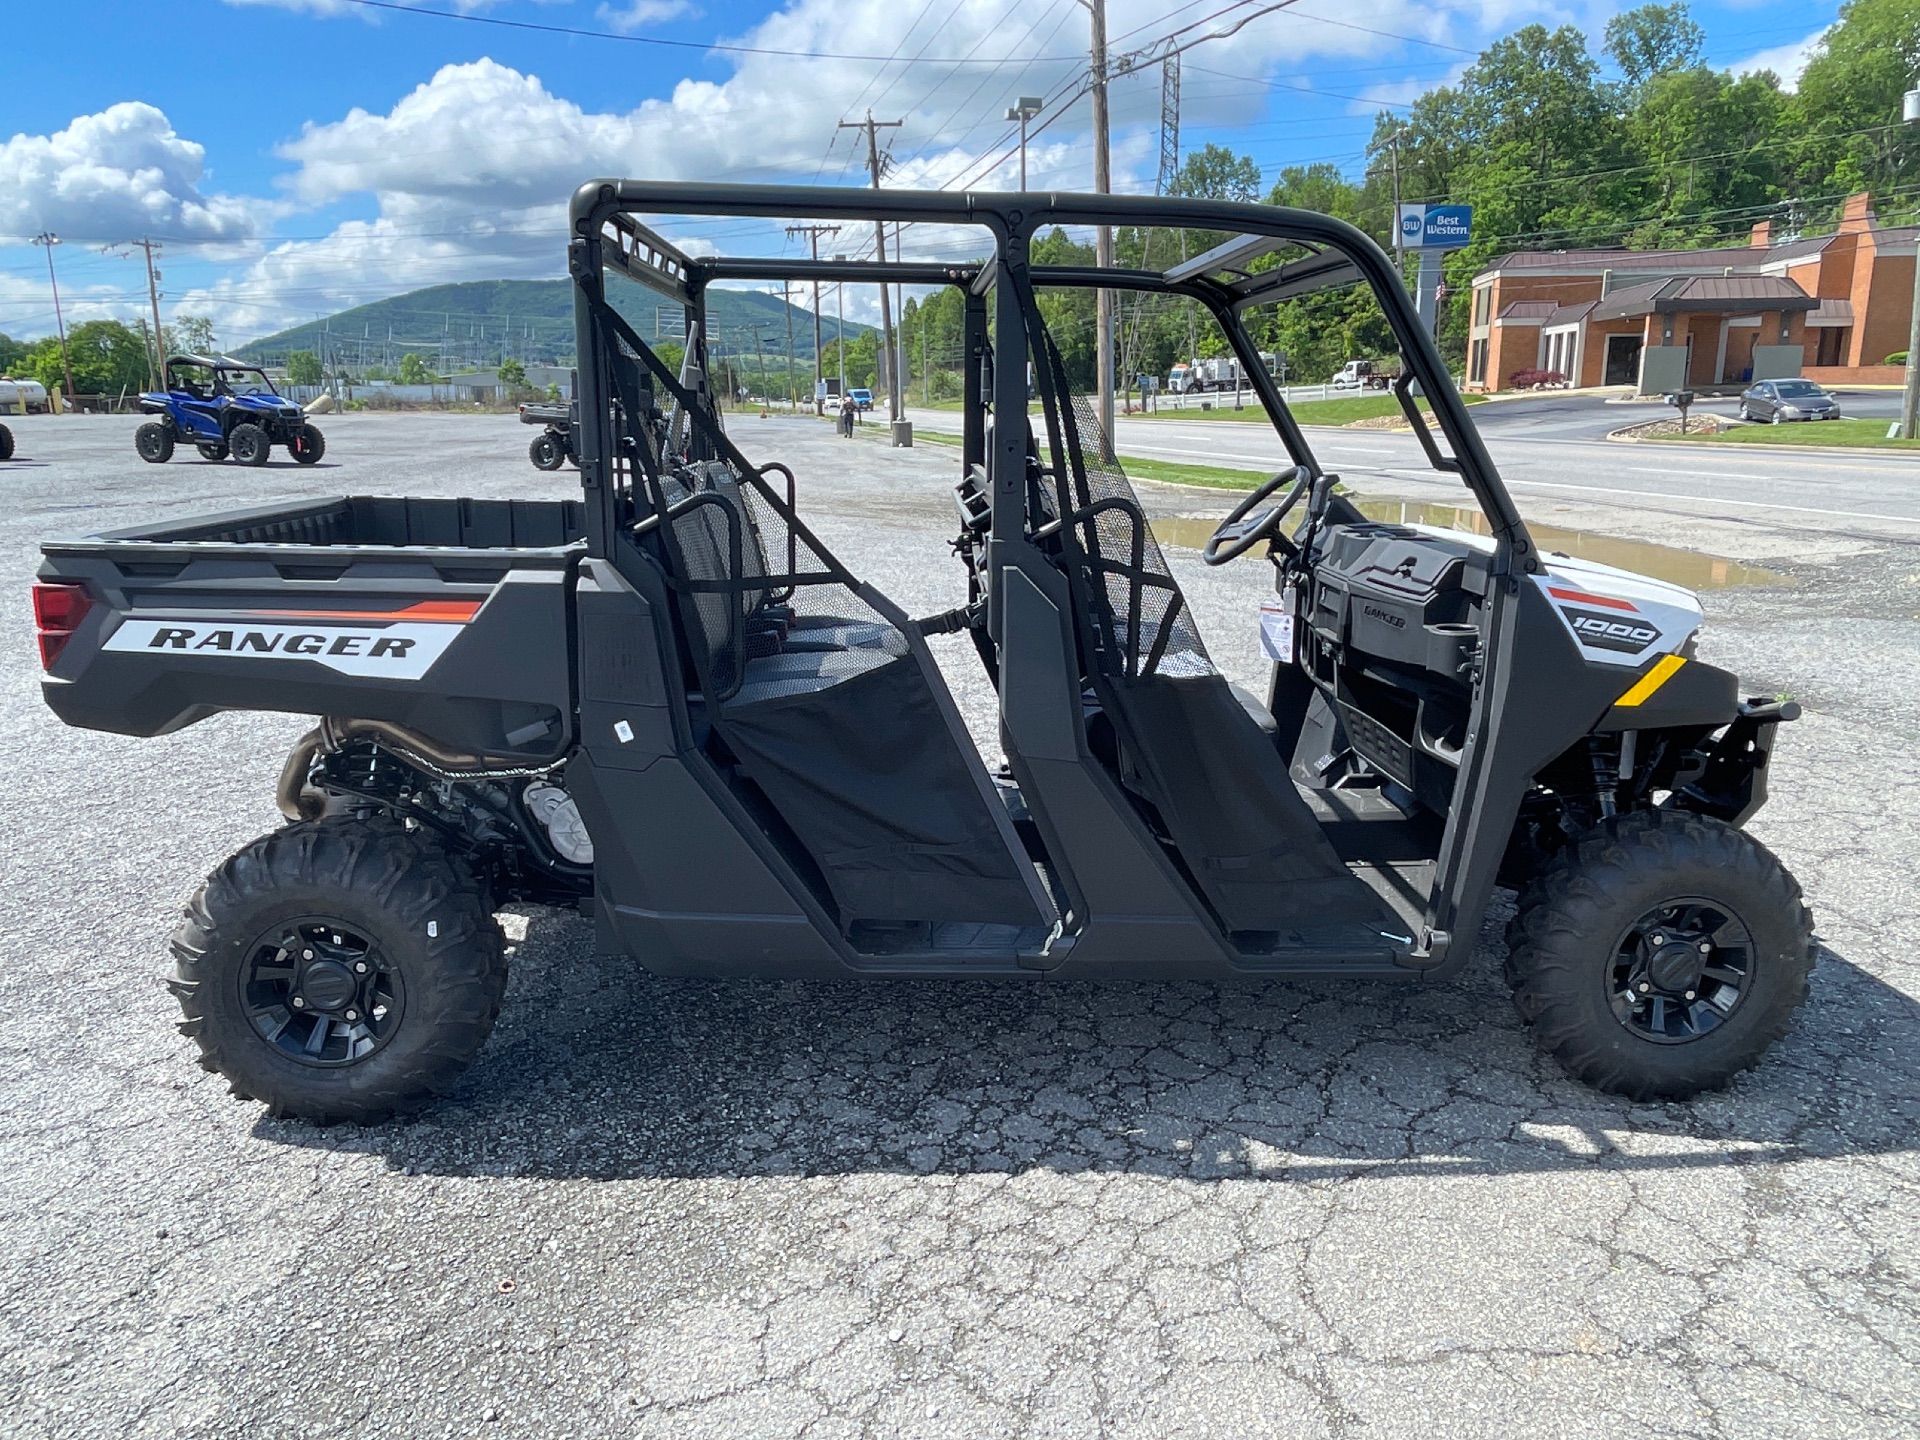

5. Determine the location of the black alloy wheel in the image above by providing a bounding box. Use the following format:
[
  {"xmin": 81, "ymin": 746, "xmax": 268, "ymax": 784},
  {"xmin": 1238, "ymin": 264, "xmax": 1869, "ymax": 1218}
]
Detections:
[
  {"xmin": 529, "ymin": 432, "xmax": 565, "ymax": 471},
  {"xmin": 1504, "ymin": 810, "xmax": 1813, "ymax": 1100},
  {"xmin": 230, "ymin": 423, "xmax": 271, "ymax": 465},
  {"xmin": 240, "ymin": 917, "xmax": 407, "ymax": 1067},
  {"xmin": 135, "ymin": 422, "xmax": 175, "ymax": 463},
  {"xmin": 1606, "ymin": 898, "xmax": 1753, "ymax": 1044},
  {"xmin": 171, "ymin": 819, "xmax": 508, "ymax": 1124}
]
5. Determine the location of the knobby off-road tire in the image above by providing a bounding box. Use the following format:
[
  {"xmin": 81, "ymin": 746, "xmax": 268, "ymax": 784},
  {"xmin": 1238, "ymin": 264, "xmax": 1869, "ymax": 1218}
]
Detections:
[
  {"xmin": 1505, "ymin": 810, "xmax": 1813, "ymax": 1100},
  {"xmin": 230, "ymin": 422, "xmax": 271, "ymax": 466},
  {"xmin": 290, "ymin": 422, "xmax": 325, "ymax": 465},
  {"xmin": 135, "ymin": 422, "xmax": 175, "ymax": 463},
  {"xmin": 528, "ymin": 432, "xmax": 565, "ymax": 471},
  {"xmin": 196, "ymin": 441, "xmax": 229, "ymax": 462},
  {"xmin": 0, "ymin": 423, "xmax": 13, "ymax": 461},
  {"xmin": 170, "ymin": 820, "xmax": 508, "ymax": 1124}
]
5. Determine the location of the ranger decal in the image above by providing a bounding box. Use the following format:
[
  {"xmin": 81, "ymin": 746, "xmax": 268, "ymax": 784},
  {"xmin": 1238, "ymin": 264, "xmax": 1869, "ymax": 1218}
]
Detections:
[{"xmin": 102, "ymin": 600, "xmax": 479, "ymax": 680}]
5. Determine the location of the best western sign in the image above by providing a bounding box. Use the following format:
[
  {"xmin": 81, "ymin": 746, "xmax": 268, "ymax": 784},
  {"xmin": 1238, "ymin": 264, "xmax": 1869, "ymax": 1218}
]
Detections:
[{"xmin": 1396, "ymin": 204, "xmax": 1473, "ymax": 250}]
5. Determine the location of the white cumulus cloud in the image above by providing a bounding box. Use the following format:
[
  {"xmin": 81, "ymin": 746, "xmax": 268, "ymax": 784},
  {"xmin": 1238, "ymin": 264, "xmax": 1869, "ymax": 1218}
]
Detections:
[
  {"xmin": 178, "ymin": 0, "xmax": 1542, "ymax": 339},
  {"xmin": 1731, "ymin": 27, "xmax": 1826, "ymax": 91},
  {"xmin": 0, "ymin": 103, "xmax": 256, "ymax": 248}
]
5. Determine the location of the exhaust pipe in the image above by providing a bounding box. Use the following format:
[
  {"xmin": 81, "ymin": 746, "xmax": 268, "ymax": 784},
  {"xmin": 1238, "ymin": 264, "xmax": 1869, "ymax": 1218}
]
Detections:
[{"xmin": 275, "ymin": 717, "xmax": 552, "ymax": 821}]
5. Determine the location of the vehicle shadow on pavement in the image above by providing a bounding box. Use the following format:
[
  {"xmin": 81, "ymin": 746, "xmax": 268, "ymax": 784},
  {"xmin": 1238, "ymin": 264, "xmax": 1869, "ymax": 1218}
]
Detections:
[{"xmin": 265, "ymin": 908, "xmax": 1919, "ymax": 1183}]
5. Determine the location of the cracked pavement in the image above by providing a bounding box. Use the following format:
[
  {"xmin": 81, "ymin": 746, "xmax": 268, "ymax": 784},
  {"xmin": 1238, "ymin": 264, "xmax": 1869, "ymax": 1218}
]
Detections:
[{"xmin": 2, "ymin": 412, "xmax": 1917, "ymax": 1437}]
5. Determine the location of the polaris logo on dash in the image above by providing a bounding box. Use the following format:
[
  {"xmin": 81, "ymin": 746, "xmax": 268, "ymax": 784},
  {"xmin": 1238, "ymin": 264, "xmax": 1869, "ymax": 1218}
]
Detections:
[{"xmin": 104, "ymin": 618, "xmax": 463, "ymax": 679}]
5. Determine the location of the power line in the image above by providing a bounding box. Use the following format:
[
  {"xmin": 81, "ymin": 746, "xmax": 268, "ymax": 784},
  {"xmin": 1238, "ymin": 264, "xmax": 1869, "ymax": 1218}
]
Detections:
[{"xmin": 327, "ymin": 0, "xmax": 1084, "ymax": 65}]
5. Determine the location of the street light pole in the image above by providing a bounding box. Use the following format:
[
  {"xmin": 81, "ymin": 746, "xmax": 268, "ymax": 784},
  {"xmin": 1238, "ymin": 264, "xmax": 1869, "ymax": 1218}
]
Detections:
[
  {"xmin": 1899, "ymin": 86, "xmax": 1920, "ymax": 439},
  {"xmin": 1005, "ymin": 96, "xmax": 1044, "ymax": 191},
  {"xmin": 32, "ymin": 233, "xmax": 76, "ymax": 409}
]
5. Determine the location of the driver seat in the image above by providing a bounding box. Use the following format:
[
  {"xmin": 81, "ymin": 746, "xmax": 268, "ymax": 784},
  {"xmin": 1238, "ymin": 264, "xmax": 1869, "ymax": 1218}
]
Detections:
[{"xmin": 1030, "ymin": 329, "xmax": 1383, "ymax": 935}]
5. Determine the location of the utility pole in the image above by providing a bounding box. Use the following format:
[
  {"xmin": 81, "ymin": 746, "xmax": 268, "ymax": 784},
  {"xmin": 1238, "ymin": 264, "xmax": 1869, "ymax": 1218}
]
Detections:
[
  {"xmin": 32, "ymin": 234, "xmax": 76, "ymax": 408},
  {"xmin": 1369, "ymin": 125, "xmax": 1407, "ymax": 281},
  {"xmin": 1900, "ymin": 85, "xmax": 1920, "ymax": 438},
  {"xmin": 782, "ymin": 279, "xmax": 798, "ymax": 411},
  {"xmin": 834, "ymin": 256, "xmax": 848, "ymax": 400},
  {"xmin": 1075, "ymin": 0, "xmax": 1116, "ymax": 449},
  {"xmin": 840, "ymin": 111, "xmax": 905, "ymax": 429},
  {"xmin": 103, "ymin": 237, "xmax": 169, "ymax": 387},
  {"xmin": 751, "ymin": 326, "xmax": 772, "ymax": 409},
  {"xmin": 786, "ymin": 223, "xmax": 840, "ymax": 414}
]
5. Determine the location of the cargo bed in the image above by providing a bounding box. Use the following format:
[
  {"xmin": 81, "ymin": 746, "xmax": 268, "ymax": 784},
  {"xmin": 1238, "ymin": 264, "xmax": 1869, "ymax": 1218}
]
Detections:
[{"xmin": 37, "ymin": 496, "xmax": 587, "ymax": 756}]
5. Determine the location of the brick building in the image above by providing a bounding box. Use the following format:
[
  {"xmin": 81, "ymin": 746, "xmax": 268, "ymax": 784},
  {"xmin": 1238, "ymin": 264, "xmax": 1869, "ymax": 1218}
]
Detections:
[{"xmin": 1465, "ymin": 193, "xmax": 1916, "ymax": 393}]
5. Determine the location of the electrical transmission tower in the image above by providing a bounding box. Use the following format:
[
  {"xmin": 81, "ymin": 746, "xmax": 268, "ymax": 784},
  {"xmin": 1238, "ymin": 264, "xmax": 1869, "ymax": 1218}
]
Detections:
[{"xmin": 1156, "ymin": 53, "xmax": 1181, "ymax": 197}]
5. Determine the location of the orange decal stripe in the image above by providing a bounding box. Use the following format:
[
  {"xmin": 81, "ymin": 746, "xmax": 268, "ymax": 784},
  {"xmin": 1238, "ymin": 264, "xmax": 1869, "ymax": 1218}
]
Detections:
[
  {"xmin": 1547, "ymin": 586, "xmax": 1637, "ymax": 612},
  {"xmin": 237, "ymin": 600, "xmax": 483, "ymax": 623}
]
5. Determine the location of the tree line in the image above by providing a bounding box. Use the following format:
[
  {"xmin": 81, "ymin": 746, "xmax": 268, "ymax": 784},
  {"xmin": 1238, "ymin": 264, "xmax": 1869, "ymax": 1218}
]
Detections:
[{"xmin": 901, "ymin": 0, "xmax": 1920, "ymax": 392}]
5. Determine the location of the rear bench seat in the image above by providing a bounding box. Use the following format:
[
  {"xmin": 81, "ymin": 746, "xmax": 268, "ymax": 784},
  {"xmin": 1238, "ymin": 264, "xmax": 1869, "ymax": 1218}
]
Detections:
[{"xmin": 658, "ymin": 463, "xmax": 904, "ymax": 705}]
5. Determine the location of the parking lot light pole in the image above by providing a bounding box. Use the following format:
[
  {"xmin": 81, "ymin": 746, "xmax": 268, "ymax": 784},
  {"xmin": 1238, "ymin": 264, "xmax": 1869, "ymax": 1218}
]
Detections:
[
  {"xmin": 1005, "ymin": 97, "xmax": 1044, "ymax": 190},
  {"xmin": 32, "ymin": 233, "xmax": 76, "ymax": 409},
  {"xmin": 1900, "ymin": 86, "xmax": 1920, "ymax": 439}
]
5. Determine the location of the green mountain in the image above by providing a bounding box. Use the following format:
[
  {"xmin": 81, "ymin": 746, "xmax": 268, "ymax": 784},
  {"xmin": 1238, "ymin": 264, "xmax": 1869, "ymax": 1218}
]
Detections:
[{"xmin": 238, "ymin": 278, "xmax": 870, "ymax": 370}]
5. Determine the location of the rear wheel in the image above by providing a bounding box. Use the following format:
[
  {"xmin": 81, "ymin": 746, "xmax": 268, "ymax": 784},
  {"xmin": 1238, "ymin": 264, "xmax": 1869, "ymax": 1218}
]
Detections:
[
  {"xmin": 528, "ymin": 432, "xmax": 565, "ymax": 470},
  {"xmin": 1505, "ymin": 811, "xmax": 1813, "ymax": 1099},
  {"xmin": 230, "ymin": 423, "xmax": 270, "ymax": 465},
  {"xmin": 170, "ymin": 820, "xmax": 508, "ymax": 1124},
  {"xmin": 289, "ymin": 422, "xmax": 325, "ymax": 465},
  {"xmin": 135, "ymin": 422, "xmax": 175, "ymax": 463},
  {"xmin": 196, "ymin": 442, "xmax": 229, "ymax": 462}
]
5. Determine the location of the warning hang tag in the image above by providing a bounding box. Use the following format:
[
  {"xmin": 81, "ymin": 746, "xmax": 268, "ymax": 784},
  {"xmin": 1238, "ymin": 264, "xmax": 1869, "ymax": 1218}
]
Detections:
[{"xmin": 1259, "ymin": 587, "xmax": 1296, "ymax": 663}]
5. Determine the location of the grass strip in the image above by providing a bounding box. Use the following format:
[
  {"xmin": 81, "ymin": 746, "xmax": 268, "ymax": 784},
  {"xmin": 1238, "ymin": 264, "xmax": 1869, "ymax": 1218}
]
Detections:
[
  {"xmin": 1657, "ymin": 417, "xmax": 1920, "ymax": 450},
  {"xmin": 912, "ymin": 425, "xmax": 1269, "ymax": 490}
]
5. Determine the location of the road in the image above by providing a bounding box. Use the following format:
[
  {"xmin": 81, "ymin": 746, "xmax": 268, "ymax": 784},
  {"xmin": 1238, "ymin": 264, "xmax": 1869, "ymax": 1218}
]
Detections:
[
  {"xmin": 3, "ymin": 410, "xmax": 1917, "ymax": 1439},
  {"xmin": 905, "ymin": 395, "xmax": 1920, "ymax": 567}
]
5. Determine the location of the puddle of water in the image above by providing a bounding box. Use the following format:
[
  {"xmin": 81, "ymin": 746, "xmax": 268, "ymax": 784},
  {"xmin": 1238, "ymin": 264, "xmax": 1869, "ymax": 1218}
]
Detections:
[{"xmin": 1152, "ymin": 500, "xmax": 1790, "ymax": 590}]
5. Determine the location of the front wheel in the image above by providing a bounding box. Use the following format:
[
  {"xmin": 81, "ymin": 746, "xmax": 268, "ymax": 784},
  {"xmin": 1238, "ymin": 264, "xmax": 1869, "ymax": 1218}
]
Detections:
[
  {"xmin": 1505, "ymin": 811, "xmax": 1813, "ymax": 1100},
  {"xmin": 135, "ymin": 422, "xmax": 175, "ymax": 463},
  {"xmin": 1769, "ymin": 411, "xmax": 1783, "ymax": 426},
  {"xmin": 0, "ymin": 424, "xmax": 12, "ymax": 461},
  {"xmin": 289, "ymin": 422, "xmax": 325, "ymax": 465},
  {"xmin": 528, "ymin": 431, "xmax": 565, "ymax": 471},
  {"xmin": 230, "ymin": 423, "xmax": 271, "ymax": 465},
  {"xmin": 170, "ymin": 820, "xmax": 509, "ymax": 1124}
]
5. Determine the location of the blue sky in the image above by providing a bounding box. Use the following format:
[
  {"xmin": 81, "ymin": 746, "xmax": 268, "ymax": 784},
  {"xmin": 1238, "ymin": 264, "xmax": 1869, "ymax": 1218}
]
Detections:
[{"xmin": 0, "ymin": 0, "xmax": 1842, "ymax": 345}]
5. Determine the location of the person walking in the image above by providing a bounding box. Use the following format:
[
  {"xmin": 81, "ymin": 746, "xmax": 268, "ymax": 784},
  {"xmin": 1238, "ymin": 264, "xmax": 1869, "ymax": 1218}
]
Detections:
[{"xmin": 839, "ymin": 394, "xmax": 855, "ymax": 437}]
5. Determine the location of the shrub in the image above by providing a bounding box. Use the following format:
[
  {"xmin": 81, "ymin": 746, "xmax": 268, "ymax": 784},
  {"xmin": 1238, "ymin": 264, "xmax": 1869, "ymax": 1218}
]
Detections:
[{"xmin": 1507, "ymin": 367, "xmax": 1567, "ymax": 390}]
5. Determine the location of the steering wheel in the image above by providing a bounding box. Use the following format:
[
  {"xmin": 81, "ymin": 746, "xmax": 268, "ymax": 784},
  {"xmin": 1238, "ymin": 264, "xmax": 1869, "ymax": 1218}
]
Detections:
[{"xmin": 1202, "ymin": 465, "xmax": 1313, "ymax": 566}]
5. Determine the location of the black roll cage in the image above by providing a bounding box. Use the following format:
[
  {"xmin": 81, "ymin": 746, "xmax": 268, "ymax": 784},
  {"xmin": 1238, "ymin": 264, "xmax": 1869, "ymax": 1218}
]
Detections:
[{"xmin": 565, "ymin": 178, "xmax": 1538, "ymax": 582}]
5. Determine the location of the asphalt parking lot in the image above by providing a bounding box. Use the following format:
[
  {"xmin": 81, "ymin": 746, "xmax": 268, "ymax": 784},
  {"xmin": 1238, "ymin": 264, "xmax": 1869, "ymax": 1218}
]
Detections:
[{"xmin": 4, "ymin": 409, "xmax": 1918, "ymax": 1438}]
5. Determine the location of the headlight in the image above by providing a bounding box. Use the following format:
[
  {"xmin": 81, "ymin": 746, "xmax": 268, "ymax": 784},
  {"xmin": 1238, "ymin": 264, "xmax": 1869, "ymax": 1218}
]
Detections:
[{"xmin": 1779, "ymin": 405, "xmax": 1801, "ymax": 417}]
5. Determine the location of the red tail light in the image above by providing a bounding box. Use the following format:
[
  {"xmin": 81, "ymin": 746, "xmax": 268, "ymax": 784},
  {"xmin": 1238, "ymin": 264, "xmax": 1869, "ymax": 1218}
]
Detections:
[{"xmin": 32, "ymin": 581, "xmax": 92, "ymax": 669}]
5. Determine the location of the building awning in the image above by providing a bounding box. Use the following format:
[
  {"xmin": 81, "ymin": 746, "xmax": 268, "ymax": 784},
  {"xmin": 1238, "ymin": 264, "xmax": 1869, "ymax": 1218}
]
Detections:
[
  {"xmin": 1589, "ymin": 274, "xmax": 1818, "ymax": 322},
  {"xmin": 1494, "ymin": 301, "xmax": 1557, "ymax": 325},
  {"xmin": 1805, "ymin": 298, "xmax": 1855, "ymax": 328}
]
